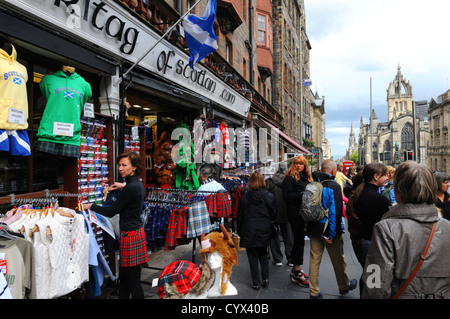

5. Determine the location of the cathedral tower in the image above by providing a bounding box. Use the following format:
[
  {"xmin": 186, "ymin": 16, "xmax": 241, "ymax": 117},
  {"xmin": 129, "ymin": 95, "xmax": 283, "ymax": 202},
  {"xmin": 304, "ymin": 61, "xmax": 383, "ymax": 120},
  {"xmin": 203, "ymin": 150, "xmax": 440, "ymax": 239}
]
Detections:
[{"xmin": 387, "ymin": 64, "xmax": 413, "ymax": 122}]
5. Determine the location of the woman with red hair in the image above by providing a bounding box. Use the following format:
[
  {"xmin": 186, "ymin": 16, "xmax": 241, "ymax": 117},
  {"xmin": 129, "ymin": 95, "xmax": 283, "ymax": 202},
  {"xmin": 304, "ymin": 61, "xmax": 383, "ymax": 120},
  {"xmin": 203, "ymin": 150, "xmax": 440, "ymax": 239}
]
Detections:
[{"xmin": 282, "ymin": 156, "xmax": 312, "ymax": 287}]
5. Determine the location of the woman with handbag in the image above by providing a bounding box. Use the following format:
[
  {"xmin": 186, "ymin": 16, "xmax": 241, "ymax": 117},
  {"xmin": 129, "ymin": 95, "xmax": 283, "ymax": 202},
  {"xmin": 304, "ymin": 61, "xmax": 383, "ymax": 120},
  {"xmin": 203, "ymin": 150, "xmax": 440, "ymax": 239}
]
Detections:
[
  {"xmin": 362, "ymin": 161, "xmax": 450, "ymax": 299},
  {"xmin": 237, "ymin": 171, "xmax": 277, "ymax": 290}
]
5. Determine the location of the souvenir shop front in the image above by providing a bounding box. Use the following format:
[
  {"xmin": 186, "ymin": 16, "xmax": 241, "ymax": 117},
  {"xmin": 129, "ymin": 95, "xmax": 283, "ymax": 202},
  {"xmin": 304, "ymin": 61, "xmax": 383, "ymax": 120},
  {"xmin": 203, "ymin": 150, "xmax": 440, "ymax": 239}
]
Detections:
[{"xmin": 0, "ymin": 0, "xmax": 253, "ymax": 299}]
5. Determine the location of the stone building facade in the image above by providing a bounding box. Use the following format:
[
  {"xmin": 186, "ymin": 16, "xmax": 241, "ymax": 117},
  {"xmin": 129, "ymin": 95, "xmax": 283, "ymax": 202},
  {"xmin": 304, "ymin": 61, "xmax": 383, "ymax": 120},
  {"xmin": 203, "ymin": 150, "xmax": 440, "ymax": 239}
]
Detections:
[
  {"xmin": 272, "ymin": 0, "xmax": 312, "ymax": 150},
  {"xmin": 358, "ymin": 66, "xmax": 429, "ymax": 166},
  {"xmin": 428, "ymin": 89, "xmax": 450, "ymax": 172}
]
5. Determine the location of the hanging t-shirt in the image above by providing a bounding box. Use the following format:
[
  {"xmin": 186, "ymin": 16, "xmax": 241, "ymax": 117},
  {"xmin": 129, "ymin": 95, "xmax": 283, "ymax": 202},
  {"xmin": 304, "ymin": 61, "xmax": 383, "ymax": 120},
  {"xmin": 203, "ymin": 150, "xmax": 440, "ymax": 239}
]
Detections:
[
  {"xmin": 0, "ymin": 44, "xmax": 28, "ymax": 130},
  {"xmin": 37, "ymin": 71, "xmax": 92, "ymax": 146},
  {"xmin": 0, "ymin": 237, "xmax": 33, "ymax": 299}
]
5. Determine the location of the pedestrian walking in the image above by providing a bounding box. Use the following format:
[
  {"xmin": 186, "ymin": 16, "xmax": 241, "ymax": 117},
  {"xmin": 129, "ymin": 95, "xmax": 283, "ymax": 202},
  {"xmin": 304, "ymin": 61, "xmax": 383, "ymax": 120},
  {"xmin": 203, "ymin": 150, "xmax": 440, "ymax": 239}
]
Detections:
[
  {"xmin": 282, "ymin": 156, "xmax": 311, "ymax": 286},
  {"xmin": 362, "ymin": 161, "xmax": 450, "ymax": 299},
  {"xmin": 266, "ymin": 162, "xmax": 294, "ymax": 266},
  {"xmin": 84, "ymin": 151, "xmax": 147, "ymax": 299},
  {"xmin": 308, "ymin": 159, "xmax": 357, "ymax": 299},
  {"xmin": 345, "ymin": 171, "xmax": 365, "ymax": 267},
  {"xmin": 353, "ymin": 162, "xmax": 391, "ymax": 268},
  {"xmin": 237, "ymin": 171, "xmax": 277, "ymax": 290},
  {"xmin": 434, "ymin": 172, "xmax": 450, "ymax": 220}
]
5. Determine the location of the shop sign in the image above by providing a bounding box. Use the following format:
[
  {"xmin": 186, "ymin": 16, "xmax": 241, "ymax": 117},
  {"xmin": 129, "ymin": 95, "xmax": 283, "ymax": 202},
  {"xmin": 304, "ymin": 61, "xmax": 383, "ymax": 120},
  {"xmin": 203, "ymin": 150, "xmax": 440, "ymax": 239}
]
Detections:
[
  {"xmin": 156, "ymin": 50, "xmax": 238, "ymax": 106},
  {"xmin": 4, "ymin": 0, "xmax": 250, "ymax": 118}
]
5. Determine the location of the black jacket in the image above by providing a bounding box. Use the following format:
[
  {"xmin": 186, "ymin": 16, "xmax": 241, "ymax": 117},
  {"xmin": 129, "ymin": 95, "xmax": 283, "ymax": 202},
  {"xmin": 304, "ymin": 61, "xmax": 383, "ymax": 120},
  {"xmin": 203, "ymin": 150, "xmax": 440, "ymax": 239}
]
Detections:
[
  {"xmin": 436, "ymin": 192, "xmax": 450, "ymax": 221},
  {"xmin": 282, "ymin": 172, "xmax": 309, "ymax": 212},
  {"xmin": 237, "ymin": 189, "xmax": 277, "ymax": 248},
  {"xmin": 308, "ymin": 171, "xmax": 344, "ymax": 238},
  {"xmin": 91, "ymin": 175, "xmax": 145, "ymax": 231},
  {"xmin": 266, "ymin": 173, "xmax": 288, "ymax": 223},
  {"xmin": 354, "ymin": 182, "xmax": 391, "ymax": 240}
]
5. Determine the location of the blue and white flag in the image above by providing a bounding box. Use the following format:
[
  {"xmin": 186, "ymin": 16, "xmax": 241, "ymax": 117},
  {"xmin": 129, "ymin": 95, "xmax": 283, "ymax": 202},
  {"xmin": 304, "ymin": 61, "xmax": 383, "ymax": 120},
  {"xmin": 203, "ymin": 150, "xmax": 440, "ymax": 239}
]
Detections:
[
  {"xmin": 182, "ymin": 0, "xmax": 218, "ymax": 69},
  {"xmin": 302, "ymin": 79, "xmax": 312, "ymax": 86}
]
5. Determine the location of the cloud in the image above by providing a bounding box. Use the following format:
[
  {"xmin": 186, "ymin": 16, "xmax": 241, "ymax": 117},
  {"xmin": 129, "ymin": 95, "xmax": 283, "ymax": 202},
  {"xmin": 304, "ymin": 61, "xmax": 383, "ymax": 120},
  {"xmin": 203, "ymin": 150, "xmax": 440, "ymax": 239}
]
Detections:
[{"xmin": 305, "ymin": 0, "xmax": 450, "ymax": 157}]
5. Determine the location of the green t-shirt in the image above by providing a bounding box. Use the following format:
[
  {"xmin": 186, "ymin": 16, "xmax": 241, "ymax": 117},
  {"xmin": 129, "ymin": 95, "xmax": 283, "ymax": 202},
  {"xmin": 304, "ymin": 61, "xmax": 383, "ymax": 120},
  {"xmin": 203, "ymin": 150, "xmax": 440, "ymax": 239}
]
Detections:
[{"xmin": 37, "ymin": 71, "xmax": 92, "ymax": 146}]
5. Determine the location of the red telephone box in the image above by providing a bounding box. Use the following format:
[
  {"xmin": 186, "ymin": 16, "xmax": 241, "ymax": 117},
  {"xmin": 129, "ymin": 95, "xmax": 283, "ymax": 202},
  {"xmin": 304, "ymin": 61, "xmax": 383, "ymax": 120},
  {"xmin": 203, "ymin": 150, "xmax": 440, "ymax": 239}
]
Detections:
[{"xmin": 342, "ymin": 160, "xmax": 355, "ymax": 175}]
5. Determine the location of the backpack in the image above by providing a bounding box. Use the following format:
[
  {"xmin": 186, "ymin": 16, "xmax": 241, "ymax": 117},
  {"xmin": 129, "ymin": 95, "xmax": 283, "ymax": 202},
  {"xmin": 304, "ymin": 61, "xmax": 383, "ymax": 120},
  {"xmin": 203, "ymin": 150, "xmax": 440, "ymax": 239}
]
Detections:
[{"xmin": 300, "ymin": 181, "xmax": 329, "ymax": 222}]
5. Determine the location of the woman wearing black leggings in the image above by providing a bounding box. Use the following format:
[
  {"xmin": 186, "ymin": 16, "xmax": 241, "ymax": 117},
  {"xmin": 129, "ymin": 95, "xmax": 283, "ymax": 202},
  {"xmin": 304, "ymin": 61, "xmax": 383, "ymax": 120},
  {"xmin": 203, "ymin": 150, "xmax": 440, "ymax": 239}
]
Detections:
[{"xmin": 85, "ymin": 151, "xmax": 148, "ymax": 299}]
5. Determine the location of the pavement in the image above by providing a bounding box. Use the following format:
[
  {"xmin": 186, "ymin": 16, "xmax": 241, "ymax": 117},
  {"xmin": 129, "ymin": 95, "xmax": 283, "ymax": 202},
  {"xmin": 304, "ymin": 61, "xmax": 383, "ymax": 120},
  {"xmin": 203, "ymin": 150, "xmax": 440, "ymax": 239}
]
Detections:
[{"xmin": 139, "ymin": 223, "xmax": 363, "ymax": 300}]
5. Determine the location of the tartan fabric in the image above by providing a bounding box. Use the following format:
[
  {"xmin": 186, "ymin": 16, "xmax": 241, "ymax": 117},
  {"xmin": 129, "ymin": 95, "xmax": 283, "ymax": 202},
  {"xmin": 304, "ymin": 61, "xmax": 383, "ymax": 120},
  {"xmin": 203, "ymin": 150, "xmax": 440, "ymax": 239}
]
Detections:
[
  {"xmin": 164, "ymin": 207, "xmax": 188, "ymax": 251},
  {"xmin": 144, "ymin": 205, "xmax": 171, "ymax": 241},
  {"xmin": 119, "ymin": 227, "xmax": 148, "ymax": 267},
  {"xmin": 186, "ymin": 201, "xmax": 211, "ymax": 238},
  {"xmin": 205, "ymin": 192, "xmax": 232, "ymax": 218},
  {"xmin": 35, "ymin": 140, "xmax": 80, "ymax": 158},
  {"xmin": 158, "ymin": 260, "xmax": 202, "ymax": 299},
  {"xmin": 231, "ymin": 187, "xmax": 245, "ymax": 219},
  {"xmin": 176, "ymin": 207, "xmax": 188, "ymax": 239}
]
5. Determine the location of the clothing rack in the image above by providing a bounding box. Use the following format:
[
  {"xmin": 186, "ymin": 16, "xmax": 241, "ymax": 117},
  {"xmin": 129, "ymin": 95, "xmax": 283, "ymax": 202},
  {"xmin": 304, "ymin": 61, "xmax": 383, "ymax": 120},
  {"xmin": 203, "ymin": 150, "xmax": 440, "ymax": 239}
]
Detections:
[
  {"xmin": 9, "ymin": 190, "xmax": 88, "ymax": 205},
  {"xmin": 144, "ymin": 187, "xmax": 226, "ymax": 275}
]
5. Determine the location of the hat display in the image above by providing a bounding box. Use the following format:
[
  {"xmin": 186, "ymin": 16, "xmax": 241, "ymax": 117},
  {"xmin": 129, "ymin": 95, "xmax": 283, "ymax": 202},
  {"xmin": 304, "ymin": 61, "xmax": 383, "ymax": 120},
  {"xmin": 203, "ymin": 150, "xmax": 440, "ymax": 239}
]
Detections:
[
  {"xmin": 199, "ymin": 224, "xmax": 238, "ymax": 295},
  {"xmin": 158, "ymin": 260, "xmax": 212, "ymax": 299}
]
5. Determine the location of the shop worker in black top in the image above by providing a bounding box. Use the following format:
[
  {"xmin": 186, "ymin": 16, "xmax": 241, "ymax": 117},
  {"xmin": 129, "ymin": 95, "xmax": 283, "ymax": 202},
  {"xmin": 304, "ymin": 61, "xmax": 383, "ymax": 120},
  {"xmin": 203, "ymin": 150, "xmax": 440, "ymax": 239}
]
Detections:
[{"xmin": 85, "ymin": 151, "xmax": 148, "ymax": 299}]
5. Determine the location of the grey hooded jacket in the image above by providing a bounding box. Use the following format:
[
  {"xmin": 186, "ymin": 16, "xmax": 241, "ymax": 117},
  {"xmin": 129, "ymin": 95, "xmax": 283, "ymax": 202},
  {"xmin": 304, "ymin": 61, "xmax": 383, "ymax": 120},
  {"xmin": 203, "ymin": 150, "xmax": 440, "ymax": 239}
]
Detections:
[{"xmin": 362, "ymin": 203, "xmax": 450, "ymax": 299}]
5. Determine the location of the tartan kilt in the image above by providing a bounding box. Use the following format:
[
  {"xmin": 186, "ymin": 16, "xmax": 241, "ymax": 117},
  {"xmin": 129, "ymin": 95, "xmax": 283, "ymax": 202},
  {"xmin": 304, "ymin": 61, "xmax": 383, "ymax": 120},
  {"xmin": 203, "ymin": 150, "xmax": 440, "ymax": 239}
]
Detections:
[{"xmin": 119, "ymin": 227, "xmax": 148, "ymax": 267}]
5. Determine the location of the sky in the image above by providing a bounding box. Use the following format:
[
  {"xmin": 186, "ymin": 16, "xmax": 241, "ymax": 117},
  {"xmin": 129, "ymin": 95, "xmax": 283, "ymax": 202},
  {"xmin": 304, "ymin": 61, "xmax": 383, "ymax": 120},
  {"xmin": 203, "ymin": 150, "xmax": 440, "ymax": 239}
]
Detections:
[{"xmin": 304, "ymin": 0, "xmax": 450, "ymax": 158}]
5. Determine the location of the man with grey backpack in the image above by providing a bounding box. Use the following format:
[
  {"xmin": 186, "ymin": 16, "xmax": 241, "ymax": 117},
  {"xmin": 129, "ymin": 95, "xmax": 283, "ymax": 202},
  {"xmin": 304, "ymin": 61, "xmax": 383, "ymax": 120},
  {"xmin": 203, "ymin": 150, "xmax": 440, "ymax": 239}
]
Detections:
[{"xmin": 306, "ymin": 159, "xmax": 357, "ymax": 299}]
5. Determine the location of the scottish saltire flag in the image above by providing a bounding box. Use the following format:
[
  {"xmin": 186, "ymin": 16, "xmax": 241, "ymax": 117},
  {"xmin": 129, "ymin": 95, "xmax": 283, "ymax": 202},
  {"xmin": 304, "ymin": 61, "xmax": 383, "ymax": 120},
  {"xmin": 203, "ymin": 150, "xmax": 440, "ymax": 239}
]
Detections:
[{"xmin": 182, "ymin": 0, "xmax": 218, "ymax": 69}]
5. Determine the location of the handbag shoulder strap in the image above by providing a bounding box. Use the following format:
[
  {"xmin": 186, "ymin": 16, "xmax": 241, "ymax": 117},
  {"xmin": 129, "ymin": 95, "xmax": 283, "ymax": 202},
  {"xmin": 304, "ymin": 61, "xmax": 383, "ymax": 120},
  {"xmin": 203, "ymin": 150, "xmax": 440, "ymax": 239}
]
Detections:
[{"xmin": 392, "ymin": 221, "xmax": 437, "ymax": 299}]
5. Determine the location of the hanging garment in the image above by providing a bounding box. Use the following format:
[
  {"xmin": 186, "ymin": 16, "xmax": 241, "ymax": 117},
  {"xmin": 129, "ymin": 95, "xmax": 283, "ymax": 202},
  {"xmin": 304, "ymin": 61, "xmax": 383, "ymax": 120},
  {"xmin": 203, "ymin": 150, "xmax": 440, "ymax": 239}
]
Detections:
[
  {"xmin": 35, "ymin": 140, "xmax": 79, "ymax": 158},
  {"xmin": 205, "ymin": 192, "xmax": 232, "ymax": 218},
  {"xmin": 0, "ymin": 129, "xmax": 31, "ymax": 156},
  {"xmin": 164, "ymin": 207, "xmax": 188, "ymax": 251},
  {"xmin": 80, "ymin": 210, "xmax": 115, "ymax": 298},
  {"xmin": 0, "ymin": 273, "xmax": 12, "ymax": 299},
  {"xmin": 0, "ymin": 237, "xmax": 33, "ymax": 299},
  {"xmin": 186, "ymin": 201, "xmax": 211, "ymax": 238},
  {"xmin": 0, "ymin": 44, "xmax": 28, "ymax": 131},
  {"xmin": 46, "ymin": 209, "xmax": 89, "ymax": 299},
  {"xmin": 37, "ymin": 70, "xmax": 92, "ymax": 147},
  {"xmin": 32, "ymin": 212, "xmax": 53, "ymax": 299}
]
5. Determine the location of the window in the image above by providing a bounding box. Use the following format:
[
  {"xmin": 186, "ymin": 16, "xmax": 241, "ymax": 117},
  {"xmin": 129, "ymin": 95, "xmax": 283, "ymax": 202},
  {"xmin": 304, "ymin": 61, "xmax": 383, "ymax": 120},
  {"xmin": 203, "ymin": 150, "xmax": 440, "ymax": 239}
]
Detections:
[
  {"xmin": 382, "ymin": 140, "xmax": 391, "ymax": 161},
  {"xmin": 257, "ymin": 14, "xmax": 266, "ymax": 46},
  {"xmin": 401, "ymin": 123, "xmax": 414, "ymax": 150},
  {"xmin": 225, "ymin": 39, "xmax": 232, "ymax": 64}
]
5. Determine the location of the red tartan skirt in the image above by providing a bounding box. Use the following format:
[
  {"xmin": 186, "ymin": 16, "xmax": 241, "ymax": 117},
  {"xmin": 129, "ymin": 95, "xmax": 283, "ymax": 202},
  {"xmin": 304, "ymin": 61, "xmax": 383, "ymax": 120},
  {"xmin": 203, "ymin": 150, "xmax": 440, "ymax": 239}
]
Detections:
[{"xmin": 119, "ymin": 227, "xmax": 148, "ymax": 267}]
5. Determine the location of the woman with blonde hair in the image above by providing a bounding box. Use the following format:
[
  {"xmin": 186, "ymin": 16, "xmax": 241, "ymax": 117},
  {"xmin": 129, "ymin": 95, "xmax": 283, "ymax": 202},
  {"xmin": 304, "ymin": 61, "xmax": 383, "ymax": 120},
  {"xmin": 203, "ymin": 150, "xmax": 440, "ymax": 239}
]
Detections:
[
  {"xmin": 362, "ymin": 161, "xmax": 450, "ymax": 298},
  {"xmin": 282, "ymin": 156, "xmax": 312, "ymax": 286},
  {"xmin": 237, "ymin": 171, "xmax": 277, "ymax": 289}
]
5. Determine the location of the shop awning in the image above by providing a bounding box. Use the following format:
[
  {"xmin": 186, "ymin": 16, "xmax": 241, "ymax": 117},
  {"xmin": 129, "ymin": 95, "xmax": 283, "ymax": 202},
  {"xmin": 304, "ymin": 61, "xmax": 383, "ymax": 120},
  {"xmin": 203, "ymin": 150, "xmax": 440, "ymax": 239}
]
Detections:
[{"xmin": 260, "ymin": 118, "xmax": 311, "ymax": 155}]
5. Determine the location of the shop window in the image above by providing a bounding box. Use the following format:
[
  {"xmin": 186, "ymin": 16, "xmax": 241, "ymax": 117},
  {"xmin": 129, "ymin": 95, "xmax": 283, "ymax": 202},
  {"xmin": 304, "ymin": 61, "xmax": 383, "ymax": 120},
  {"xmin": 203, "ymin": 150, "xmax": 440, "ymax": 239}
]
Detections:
[{"xmin": 0, "ymin": 47, "xmax": 99, "ymax": 200}]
